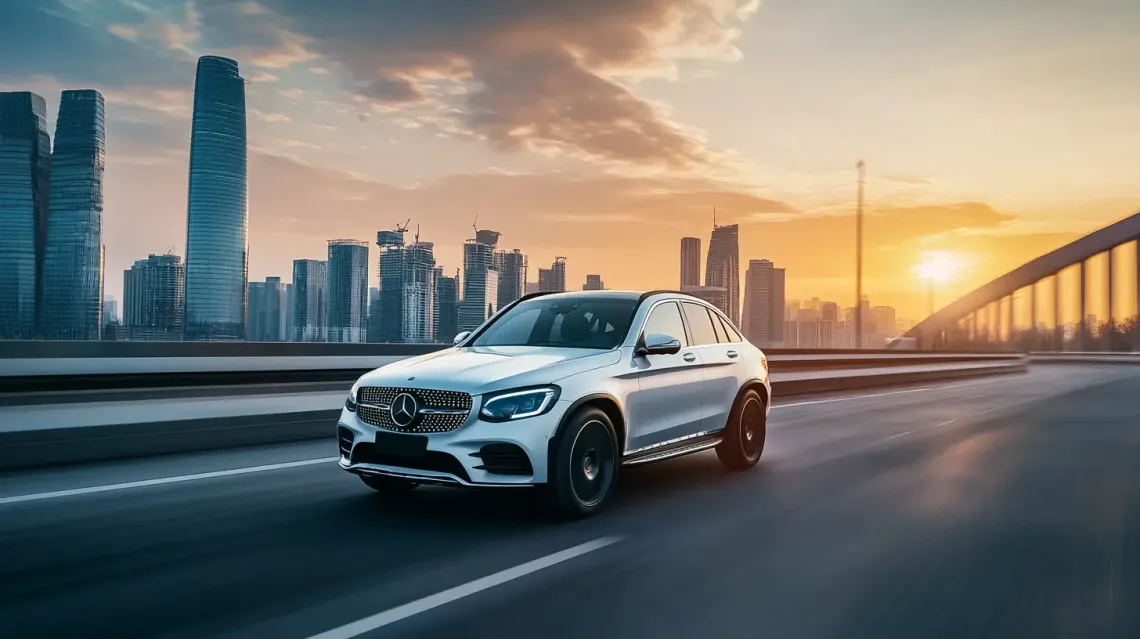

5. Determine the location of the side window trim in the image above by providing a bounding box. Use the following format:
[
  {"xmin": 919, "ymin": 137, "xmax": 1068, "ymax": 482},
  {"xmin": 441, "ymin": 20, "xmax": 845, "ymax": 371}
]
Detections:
[
  {"xmin": 707, "ymin": 307, "xmax": 726, "ymax": 343},
  {"xmin": 640, "ymin": 300, "xmax": 690, "ymax": 348},
  {"xmin": 681, "ymin": 301, "xmax": 718, "ymax": 347}
]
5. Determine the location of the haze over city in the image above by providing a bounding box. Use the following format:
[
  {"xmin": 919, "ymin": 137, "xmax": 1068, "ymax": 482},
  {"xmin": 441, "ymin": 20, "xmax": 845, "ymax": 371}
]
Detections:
[{"xmin": 3, "ymin": 0, "xmax": 1138, "ymax": 318}]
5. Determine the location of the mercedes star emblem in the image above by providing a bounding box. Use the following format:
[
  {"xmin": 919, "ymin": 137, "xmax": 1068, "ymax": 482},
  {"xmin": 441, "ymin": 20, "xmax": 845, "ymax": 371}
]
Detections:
[{"xmin": 390, "ymin": 392, "xmax": 419, "ymax": 428}]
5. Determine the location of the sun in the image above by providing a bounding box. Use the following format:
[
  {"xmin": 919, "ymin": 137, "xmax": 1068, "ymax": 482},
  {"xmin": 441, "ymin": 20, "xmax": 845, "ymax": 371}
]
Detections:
[{"xmin": 913, "ymin": 251, "xmax": 961, "ymax": 284}]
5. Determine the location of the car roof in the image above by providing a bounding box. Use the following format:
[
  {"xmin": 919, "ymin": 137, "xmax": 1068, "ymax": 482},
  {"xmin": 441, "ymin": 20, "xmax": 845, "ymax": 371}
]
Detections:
[{"xmin": 517, "ymin": 289, "xmax": 705, "ymax": 305}]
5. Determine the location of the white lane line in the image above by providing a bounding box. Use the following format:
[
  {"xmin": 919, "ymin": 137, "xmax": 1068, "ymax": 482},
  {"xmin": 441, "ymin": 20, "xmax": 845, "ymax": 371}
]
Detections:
[
  {"xmin": 306, "ymin": 536, "xmax": 623, "ymax": 639},
  {"xmin": 776, "ymin": 386, "xmax": 940, "ymax": 409},
  {"xmin": 886, "ymin": 419, "xmax": 956, "ymax": 441},
  {"xmin": 0, "ymin": 457, "xmax": 338, "ymax": 505}
]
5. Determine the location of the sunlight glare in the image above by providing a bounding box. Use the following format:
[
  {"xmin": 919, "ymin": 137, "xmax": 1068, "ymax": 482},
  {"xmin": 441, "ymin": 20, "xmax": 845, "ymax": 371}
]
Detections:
[{"xmin": 913, "ymin": 251, "xmax": 960, "ymax": 284}]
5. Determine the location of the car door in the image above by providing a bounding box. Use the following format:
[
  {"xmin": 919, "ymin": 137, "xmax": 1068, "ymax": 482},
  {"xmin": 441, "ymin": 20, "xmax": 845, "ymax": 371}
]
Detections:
[
  {"xmin": 626, "ymin": 301, "xmax": 707, "ymax": 451},
  {"xmin": 680, "ymin": 302, "xmax": 744, "ymax": 433}
]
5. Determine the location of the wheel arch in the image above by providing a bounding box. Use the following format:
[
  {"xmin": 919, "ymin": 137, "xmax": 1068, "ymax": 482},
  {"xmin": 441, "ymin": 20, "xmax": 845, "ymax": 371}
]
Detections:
[
  {"xmin": 737, "ymin": 378, "xmax": 769, "ymax": 409},
  {"xmin": 548, "ymin": 393, "xmax": 627, "ymax": 459}
]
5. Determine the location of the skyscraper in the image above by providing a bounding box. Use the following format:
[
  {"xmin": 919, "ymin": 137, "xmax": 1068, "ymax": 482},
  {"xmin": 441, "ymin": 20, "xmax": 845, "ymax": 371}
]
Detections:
[
  {"xmin": 537, "ymin": 257, "xmax": 567, "ymax": 293},
  {"xmin": 0, "ymin": 92, "xmax": 50, "ymax": 339},
  {"xmin": 122, "ymin": 253, "xmax": 184, "ymax": 341},
  {"xmin": 183, "ymin": 56, "xmax": 248, "ymax": 341},
  {"xmin": 495, "ymin": 248, "xmax": 527, "ymax": 309},
  {"xmin": 705, "ymin": 224, "xmax": 740, "ymax": 325},
  {"xmin": 682, "ymin": 285, "xmax": 728, "ymax": 313},
  {"xmin": 248, "ymin": 276, "xmax": 288, "ymax": 341},
  {"xmin": 102, "ymin": 298, "xmax": 119, "ymax": 329},
  {"xmin": 292, "ymin": 259, "xmax": 326, "ymax": 342},
  {"xmin": 375, "ymin": 229, "xmax": 438, "ymax": 343},
  {"xmin": 326, "ymin": 240, "xmax": 369, "ymax": 343},
  {"xmin": 583, "ymin": 274, "xmax": 605, "ymax": 290},
  {"xmin": 459, "ymin": 232, "xmax": 499, "ymax": 332},
  {"xmin": 41, "ymin": 90, "xmax": 106, "ymax": 340},
  {"xmin": 741, "ymin": 259, "xmax": 785, "ymax": 347},
  {"xmin": 680, "ymin": 237, "xmax": 701, "ymax": 288},
  {"xmin": 434, "ymin": 268, "xmax": 460, "ymax": 344}
]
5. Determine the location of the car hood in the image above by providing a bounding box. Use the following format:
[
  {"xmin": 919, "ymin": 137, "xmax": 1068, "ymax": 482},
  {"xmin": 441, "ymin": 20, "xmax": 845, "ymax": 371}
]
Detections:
[{"xmin": 355, "ymin": 346, "xmax": 621, "ymax": 395}]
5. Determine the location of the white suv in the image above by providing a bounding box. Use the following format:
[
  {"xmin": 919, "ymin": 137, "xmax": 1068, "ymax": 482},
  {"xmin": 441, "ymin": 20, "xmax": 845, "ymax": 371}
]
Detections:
[{"xmin": 337, "ymin": 290, "xmax": 770, "ymax": 517}]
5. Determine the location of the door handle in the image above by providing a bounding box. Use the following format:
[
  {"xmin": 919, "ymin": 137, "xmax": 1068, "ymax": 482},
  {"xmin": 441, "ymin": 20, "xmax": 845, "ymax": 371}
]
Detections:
[
  {"xmin": 726, "ymin": 350, "xmax": 739, "ymax": 359},
  {"xmin": 682, "ymin": 353, "xmax": 697, "ymax": 362}
]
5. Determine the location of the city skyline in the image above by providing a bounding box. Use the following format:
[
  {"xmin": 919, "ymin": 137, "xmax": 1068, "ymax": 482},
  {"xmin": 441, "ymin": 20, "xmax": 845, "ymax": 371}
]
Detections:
[{"xmin": 4, "ymin": 1, "xmax": 1136, "ymax": 320}]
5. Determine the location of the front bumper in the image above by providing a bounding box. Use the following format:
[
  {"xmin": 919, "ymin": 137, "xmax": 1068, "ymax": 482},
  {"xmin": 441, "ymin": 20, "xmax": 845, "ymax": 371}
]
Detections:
[{"xmin": 337, "ymin": 400, "xmax": 571, "ymax": 486}]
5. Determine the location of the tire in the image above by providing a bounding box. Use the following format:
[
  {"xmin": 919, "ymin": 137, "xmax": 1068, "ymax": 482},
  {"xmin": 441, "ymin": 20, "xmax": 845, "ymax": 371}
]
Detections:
[
  {"xmin": 360, "ymin": 474, "xmax": 419, "ymax": 496},
  {"xmin": 543, "ymin": 406, "xmax": 620, "ymax": 518},
  {"xmin": 716, "ymin": 388, "xmax": 766, "ymax": 470}
]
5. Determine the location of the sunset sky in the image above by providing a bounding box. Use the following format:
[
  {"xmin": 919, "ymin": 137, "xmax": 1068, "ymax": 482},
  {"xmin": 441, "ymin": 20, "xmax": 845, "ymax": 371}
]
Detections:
[{"xmin": 3, "ymin": 0, "xmax": 1138, "ymax": 319}]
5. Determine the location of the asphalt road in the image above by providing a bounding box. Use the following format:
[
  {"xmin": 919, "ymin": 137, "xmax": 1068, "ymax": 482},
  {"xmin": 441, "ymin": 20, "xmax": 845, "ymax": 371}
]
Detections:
[{"xmin": 2, "ymin": 364, "xmax": 1139, "ymax": 639}]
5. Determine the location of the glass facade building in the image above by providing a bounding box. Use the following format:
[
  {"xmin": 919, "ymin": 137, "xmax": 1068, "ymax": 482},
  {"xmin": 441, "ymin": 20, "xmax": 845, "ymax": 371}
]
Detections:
[
  {"xmin": 434, "ymin": 268, "xmax": 460, "ymax": 344},
  {"xmin": 326, "ymin": 240, "xmax": 369, "ymax": 343},
  {"xmin": 183, "ymin": 56, "xmax": 248, "ymax": 341},
  {"xmin": 292, "ymin": 259, "xmax": 327, "ymax": 342},
  {"xmin": 375, "ymin": 230, "xmax": 437, "ymax": 343},
  {"xmin": 248, "ymin": 276, "xmax": 288, "ymax": 342},
  {"xmin": 0, "ymin": 92, "xmax": 50, "ymax": 339},
  {"xmin": 495, "ymin": 248, "xmax": 527, "ymax": 310},
  {"xmin": 537, "ymin": 257, "xmax": 567, "ymax": 293},
  {"xmin": 122, "ymin": 253, "xmax": 184, "ymax": 341},
  {"xmin": 459, "ymin": 235, "xmax": 499, "ymax": 332},
  {"xmin": 41, "ymin": 90, "xmax": 106, "ymax": 340},
  {"xmin": 705, "ymin": 223, "xmax": 740, "ymax": 325}
]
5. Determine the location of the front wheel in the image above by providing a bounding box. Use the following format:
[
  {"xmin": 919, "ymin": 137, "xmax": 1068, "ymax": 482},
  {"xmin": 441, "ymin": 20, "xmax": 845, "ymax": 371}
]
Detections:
[
  {"xmin": 543, "ymin": 407, "xmax": 619, "ymax": 518},
  {"xmin": 360, "ymin": 475, "xmax": 419, "ymax": 496},
  {"xmin": 716, "ymin": 389, "xmax": 766, "ymax": 470}
]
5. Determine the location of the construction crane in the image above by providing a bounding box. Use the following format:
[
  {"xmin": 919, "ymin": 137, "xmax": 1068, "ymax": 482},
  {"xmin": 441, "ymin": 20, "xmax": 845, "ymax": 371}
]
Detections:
[{"xmin": 395, "ymin": 218, "xmax": 411, "ymax": 233}]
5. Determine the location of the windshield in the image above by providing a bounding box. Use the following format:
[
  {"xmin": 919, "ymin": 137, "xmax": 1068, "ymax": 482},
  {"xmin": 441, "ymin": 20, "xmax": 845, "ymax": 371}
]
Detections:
[{"xmin": 471, "ymin": 297, "xmax": 638, "ymax": 349}]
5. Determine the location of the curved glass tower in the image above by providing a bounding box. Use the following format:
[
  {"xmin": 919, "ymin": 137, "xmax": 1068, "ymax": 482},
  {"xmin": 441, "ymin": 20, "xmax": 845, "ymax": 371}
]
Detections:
[
  {"xmin": 42, "ymin": 89, "xmax": 106, "ymax": 340},
  {"xmin": 183, "ymin": 56, "xmax": 248, "ymax": 341}
]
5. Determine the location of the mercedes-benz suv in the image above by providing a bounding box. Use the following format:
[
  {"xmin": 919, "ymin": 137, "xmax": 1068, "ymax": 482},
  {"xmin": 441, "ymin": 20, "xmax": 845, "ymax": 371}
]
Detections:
[{"xmin": 337, "ymin": 290, "xmax": 771, "ymax": 517}]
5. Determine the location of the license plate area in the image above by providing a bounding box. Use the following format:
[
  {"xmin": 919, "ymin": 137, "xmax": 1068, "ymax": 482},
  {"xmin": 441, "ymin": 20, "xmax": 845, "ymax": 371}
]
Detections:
[{"xmin": 375, "ymin": 431, "xmax": 428, "ymax": 458}]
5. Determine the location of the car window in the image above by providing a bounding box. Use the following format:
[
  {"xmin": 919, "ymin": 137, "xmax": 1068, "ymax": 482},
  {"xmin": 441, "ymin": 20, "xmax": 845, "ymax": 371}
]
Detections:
[
  {"xmin": 708, "ymin": 307, "xmax": 726, "ymax": 343},
  {"xmin": 681, "ymin": 302, "xmax": 718, "ymax": 346},
  {"xmin": 716, "ymin": 313, "xmax": 743, "ymax": 343},
  {"xmin": 471, "ymin": 296, "xmax": 636, "ymax": 349},
  {"xmin": 640, "ymin": 301, "xmax": 689, "ymax": 347}
]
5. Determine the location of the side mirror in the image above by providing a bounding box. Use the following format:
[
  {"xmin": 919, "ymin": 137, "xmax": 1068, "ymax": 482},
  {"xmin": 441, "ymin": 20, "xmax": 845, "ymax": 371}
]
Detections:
[
  {"xmin": 636, "ymin": 333, "xmax": 682, "ymax": 357},
  {"xmin": 452, "ymin": 331, "xmax": 471, "ymax": 346}
]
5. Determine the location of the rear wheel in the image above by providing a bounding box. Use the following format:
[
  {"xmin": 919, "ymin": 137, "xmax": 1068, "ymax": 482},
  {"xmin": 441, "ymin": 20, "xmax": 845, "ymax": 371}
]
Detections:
[
  {"xmin": 544, "ymin": 407, "xmax": 619, "ymax": 518},
  {"xmin": 716, "ymin": 389, "xmax": 766, "ymax": 470},
  {"xmin": 360, "ymin": 475, "xmax": 419, "ymax": 496}
]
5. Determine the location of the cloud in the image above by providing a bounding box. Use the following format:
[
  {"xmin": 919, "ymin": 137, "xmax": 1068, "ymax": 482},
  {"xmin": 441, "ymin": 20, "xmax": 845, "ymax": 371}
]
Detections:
[
  {"xmin": 358, "ymin": 76, "xmax": 425, "ymax": 106},
  {"xmin": 250, "ymin": 0, "xmax": 758, "ymax": 168},
  {"xmin": 107, "ymin": 23, "xmax": 140, "ymax": 41},
  {"xmin": 249, "ymin": 108, "xmax": 290, "ymax": 123},
  {"xmin": 249, "ymin": 71, "xmax": 278, "ymax": 82}
]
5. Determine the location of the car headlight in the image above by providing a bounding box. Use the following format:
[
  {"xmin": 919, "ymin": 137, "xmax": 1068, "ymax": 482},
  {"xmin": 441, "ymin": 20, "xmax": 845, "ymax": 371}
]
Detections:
[
  {"xmin": 345, "ymin": 386, "xmax": 358, "ymax": 412},
  {"xmin": 760, "ymin": 355, "xmax": 768, "ymax": 374},
  {"xmin": 479, "ymin": 386, "xmax": 560, "ymax": 422}
]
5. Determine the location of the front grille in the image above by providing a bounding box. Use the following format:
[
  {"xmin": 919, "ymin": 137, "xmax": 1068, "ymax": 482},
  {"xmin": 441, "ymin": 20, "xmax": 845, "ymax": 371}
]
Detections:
[
  {"xmin": 356, "ymin": 387, "xmax": 473, "ymax": 433},
  {"xmin": 350, "ymin": 443, "xmax": 471, "ymax": 482},
  {"xmin": 470, "ymin": 443, "xmax": 534, "ymax": 476},
  {"xmin": 337, "ymin": 426, "xmax": 354, "ymax": 457}
]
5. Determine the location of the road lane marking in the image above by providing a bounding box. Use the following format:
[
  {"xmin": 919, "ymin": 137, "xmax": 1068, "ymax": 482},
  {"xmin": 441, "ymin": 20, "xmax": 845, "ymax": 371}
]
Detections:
[
  {"xmin": 776, "ymin": 386, "xmax": 939, "ymax": 409},
  {"xmin": 306, "ymin": 537, "xmax": 623, "ymax": 639},
  {"xmin": 0, "ymin": 457, "xmax": 339, "ymax": 505},
  {"xmin": 934, "ymin": 419, "xmax": 955, "ymax": 428}
]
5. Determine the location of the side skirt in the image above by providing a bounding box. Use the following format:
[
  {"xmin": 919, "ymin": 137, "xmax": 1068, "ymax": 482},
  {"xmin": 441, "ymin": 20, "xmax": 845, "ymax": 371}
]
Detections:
[{"xmin": 622, "ymin": 431, "xmax": 723, "ymax": 467}]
